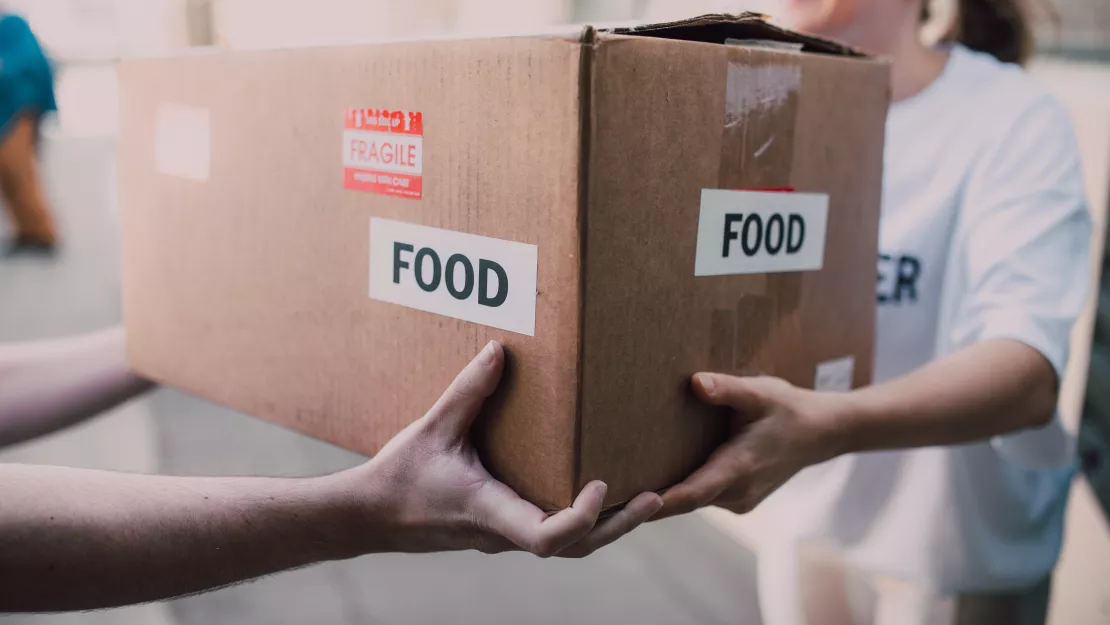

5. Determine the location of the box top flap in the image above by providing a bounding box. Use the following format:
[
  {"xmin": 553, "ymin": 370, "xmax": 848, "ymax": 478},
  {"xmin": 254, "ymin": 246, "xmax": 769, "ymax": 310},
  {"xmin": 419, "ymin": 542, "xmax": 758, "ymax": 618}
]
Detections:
[{"xmin": 601, "ymin": 12, "xmax": 865, "ymax": 57}]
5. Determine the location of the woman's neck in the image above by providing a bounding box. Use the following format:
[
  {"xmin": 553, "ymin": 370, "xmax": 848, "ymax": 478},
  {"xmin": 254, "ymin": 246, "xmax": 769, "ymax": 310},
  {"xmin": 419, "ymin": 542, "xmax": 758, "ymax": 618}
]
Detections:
[
  {"xmin": 886, "ymin": 33, "xmax": 950, "ymax": 102},
  {"xmin": 826, "ymin": 12, "xmax": 949, "ymax": 102}
]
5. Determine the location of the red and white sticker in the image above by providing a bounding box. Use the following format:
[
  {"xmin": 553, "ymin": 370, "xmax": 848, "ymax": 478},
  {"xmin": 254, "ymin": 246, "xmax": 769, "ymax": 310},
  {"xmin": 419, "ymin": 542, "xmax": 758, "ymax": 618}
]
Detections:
[{"xmin": 343, "ymin": 108, "xmax": 423, "ymax": 199}]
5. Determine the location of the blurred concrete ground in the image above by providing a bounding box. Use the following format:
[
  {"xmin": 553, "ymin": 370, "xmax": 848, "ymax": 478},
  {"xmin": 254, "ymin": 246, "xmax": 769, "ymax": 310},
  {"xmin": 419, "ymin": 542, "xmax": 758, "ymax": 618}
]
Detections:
[{"xmin": 0, "ymin": 63, "xmax": 763, "ymax": 625}]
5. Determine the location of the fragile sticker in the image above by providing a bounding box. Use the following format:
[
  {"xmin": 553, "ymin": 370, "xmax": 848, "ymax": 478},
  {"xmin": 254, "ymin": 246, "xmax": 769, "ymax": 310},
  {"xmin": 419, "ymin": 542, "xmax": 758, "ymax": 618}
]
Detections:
[
  {"xmin": 343, "ymin": 108, "xmax": 423, "ymax": 199},
  {"xmin": 694, "ymin": 189, "xmax": 828, "ymax": 276},
  {"xmin": 369, "ymin": 218, "xmax": 537, "ymax": 336}
]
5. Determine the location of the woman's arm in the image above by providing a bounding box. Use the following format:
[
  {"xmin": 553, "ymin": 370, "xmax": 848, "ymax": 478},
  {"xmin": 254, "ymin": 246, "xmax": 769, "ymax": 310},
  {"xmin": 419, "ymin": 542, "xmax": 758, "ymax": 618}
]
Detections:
[
  {"xmin": 0, "ymin": 326, "xmax": 153, "ymax": 448},
  {"xmin": 839, "ymin": 338, "xmax": 1057, "ymax": 451},
  {"xmin": 0, "ymin": 343, "xmax": 663, "ymax": 612},
  {"xmin": 655, "ymin": 339, "xmax": 1056, "ymax": 518},
  {"xmin": 656, "ymin": 94, "xmax": 1090, "ymax": 520}
]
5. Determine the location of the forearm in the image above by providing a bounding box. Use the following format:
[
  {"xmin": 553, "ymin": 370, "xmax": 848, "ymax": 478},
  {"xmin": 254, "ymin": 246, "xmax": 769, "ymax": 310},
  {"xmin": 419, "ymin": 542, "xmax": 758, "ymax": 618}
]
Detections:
[
  {"xmin": 0, "ymin": 464, "xmax": 364, "ymax": 612},
  {"xmin": 0, "ymin": 327, "xmax": 154, "ymax": 447},
  {"xmin": 837, "ymin": 339, "xmax": 1059, "ymax": 454}
]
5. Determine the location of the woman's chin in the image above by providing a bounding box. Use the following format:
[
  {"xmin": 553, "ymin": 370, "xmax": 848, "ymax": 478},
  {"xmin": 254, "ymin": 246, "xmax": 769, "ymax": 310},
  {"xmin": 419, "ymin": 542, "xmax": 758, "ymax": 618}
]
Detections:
[{"xmin": 765, "ymin": 0, "xmax": 861, "ymax": 38}]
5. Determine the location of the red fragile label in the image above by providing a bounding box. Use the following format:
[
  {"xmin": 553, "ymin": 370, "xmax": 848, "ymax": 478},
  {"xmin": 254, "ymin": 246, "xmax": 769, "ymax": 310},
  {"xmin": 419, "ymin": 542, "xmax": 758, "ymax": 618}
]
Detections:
[{"xmin": 343, "ymin": 108, "xmax": 423, "ymax": 199}]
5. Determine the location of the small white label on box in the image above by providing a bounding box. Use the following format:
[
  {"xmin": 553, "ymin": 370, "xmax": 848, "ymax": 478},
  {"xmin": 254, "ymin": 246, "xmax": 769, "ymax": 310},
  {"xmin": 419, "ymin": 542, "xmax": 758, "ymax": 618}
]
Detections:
[
  {"xmin": 814, "ymin": 356, "xmax": 855, "ymax": 392},
  {"xmin": 155, "ymin": 104, "xmax": 210, "ymax": 181},
  {"xmin": 694, "ymin": 189, "xmax": 828, "ymax": 276},
  {"xmin": 369, "ymin": 218, "xmax": 538, "ymax": 336}
]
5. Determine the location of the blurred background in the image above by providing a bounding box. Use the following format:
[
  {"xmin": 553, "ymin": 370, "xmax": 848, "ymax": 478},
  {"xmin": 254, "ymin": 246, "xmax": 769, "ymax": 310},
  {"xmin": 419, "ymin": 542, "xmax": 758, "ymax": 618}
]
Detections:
[{"xmin": 0, "ymin": 1, "xmax": 1107, "ymax": 624}]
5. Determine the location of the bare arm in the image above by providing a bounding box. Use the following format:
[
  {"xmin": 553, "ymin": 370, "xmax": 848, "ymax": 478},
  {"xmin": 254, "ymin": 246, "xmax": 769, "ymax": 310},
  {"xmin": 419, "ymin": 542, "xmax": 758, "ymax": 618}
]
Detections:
[
  {"xmin": 658, "ymin": 339, "xmax": 1058, "ymax": 517},
  {"xmin": 657, "ymin": 97, "xmax": 1088, "ymax": 519},
  {"xmin": 0, "ymin": 466, "xmax": 353, "ymax": 611},
  {"xmin": 837, "ymin": 339, "xmax": 1057, "ymax": 453},
  {"xmin": 0, "ymin": 326, "xmax": 153, "ymax": 448},
  {"xmin": 0, "ymin": 343, "xmax": 663, "ymax": 612}
]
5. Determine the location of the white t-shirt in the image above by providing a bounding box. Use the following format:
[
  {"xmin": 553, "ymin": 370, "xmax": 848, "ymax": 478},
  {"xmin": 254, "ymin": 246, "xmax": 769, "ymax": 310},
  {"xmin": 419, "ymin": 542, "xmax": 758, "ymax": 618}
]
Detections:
[{"xmin": 758, "ymin": 44, "xmax": 1092, "ymax": 598}]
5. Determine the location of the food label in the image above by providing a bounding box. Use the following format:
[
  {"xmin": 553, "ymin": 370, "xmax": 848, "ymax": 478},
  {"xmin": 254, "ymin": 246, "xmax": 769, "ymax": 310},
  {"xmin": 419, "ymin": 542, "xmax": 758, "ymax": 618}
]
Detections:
[
  {"xmin": 694, "ymin": 189, "xmax": 828, "ymax": 276},
  {"xmin": 369, "ymin": 218, "xmax": 537, "ymax": 336}
]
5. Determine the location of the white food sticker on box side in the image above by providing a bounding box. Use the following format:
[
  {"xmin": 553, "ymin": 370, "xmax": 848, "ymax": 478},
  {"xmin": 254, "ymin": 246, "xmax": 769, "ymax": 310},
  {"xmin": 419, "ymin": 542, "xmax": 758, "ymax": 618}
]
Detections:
[
  {"xmin": 814, "ymin": 356, "xmax": 855, "ymax": 392},
  {"xmin": 369, "ymin": 218, "xmax": 537, "ymax": 336},
  {"xmin": 694, "ymin": 189, "xmax": 828, "ymax": 276},
  {"xmin": 155, "ymin": 104, "xmax": 210, "ymax": 182},
  {"xmin": 344, "ymin": 108, "xmax": 423, "ymax": 199}
]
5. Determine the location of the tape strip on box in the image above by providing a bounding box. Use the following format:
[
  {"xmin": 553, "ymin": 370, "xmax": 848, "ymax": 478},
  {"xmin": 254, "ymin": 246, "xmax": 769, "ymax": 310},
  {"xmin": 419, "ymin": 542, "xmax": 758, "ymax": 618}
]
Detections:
[
  {"xmin": 702, "ymin": 56, "xmax": 816, "ymax": 376},
  {"xmin": 709, "ymin": 294, "xmax": 778, "ymax": 375}
]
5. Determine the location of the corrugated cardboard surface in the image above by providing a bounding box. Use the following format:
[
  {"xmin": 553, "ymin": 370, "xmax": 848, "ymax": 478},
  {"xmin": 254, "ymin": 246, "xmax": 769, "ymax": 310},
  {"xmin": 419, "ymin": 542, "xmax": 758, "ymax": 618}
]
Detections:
[
  {"xmin": 120, "ymin": 37, "xmax": 586, "ymax": 509},
  {"xmin": 121, "ymin": 18, "xmax": 889, "ymax": 511},
  {"xmin": 578, "ymin": 36, "xmax": 888, "ymax": 504}
]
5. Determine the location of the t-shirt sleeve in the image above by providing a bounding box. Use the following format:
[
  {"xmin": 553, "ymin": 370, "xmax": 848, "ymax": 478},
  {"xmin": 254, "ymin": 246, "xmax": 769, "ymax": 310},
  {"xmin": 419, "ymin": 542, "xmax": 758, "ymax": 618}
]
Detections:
[
  {"xmin": 950, "ymin": 95, "xmax": 1091, "ymax": 468},
  {"xmin": 953, "ymin": 95, "xmax": 1091, "ymax": 380}
]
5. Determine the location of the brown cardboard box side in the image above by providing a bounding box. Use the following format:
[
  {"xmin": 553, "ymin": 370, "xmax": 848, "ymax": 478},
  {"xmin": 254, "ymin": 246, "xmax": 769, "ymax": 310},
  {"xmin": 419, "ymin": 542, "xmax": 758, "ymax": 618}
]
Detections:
[
  {"xmin": 121, "ymin": 18, "xmax": 889, "ymax": 511},
  {"xmin": 120, "ymin": 37, "xmax": 589, "ymax": 510},
  {"xmin": 577, "ymin": 36, "xmax": 888, "ymax": 503}
]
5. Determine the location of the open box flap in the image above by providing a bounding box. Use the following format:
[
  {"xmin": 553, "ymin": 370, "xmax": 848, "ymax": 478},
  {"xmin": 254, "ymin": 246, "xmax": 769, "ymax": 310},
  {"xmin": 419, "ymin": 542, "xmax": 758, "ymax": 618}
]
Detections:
[{"xmin": 601, "ymin": 12, "xmax": 865, "ymax": 57}]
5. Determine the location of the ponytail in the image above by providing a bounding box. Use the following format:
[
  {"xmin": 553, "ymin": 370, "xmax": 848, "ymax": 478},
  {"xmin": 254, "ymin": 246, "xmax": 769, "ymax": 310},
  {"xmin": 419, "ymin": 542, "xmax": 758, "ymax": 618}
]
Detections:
[{"xmin": 946, "ymin": 0, "xmax": 1033, "ymax": 65}]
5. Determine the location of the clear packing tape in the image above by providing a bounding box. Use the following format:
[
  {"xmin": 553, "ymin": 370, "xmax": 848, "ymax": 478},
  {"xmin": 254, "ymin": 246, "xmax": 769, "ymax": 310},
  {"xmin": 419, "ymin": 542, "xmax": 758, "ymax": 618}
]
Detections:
[{"xmin": 710, "ymin": 50, "xmax": 805, "ymax": 377}]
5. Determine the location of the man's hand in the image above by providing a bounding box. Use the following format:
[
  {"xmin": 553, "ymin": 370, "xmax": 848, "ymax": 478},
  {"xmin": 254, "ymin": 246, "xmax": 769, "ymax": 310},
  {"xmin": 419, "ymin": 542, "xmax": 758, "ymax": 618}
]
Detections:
[
  {"xmin": 656, "ymin": 373, "xmax": 846, "ymax": 520},
  {"xmin": 0, "ymin": 341, "xmax": 661, "ymax": 613},
  {"xmin": 334, "ymin": 340, "xmax": 664, "ymax": 558}
]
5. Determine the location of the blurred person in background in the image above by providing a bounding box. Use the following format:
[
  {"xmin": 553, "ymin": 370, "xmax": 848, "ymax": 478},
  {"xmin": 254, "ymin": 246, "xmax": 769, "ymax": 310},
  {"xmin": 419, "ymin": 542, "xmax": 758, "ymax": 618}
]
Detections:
[
  {"xmin": 661, "ymin": 0, "xmax": 1090, "ymax": 624},
  {"xmin": 0, "ymin": 332, "xmax": 662, "ymax": 612},
  {"xmin": 0, "ymin": 11, "xmax": 59, "ymax": 256}
]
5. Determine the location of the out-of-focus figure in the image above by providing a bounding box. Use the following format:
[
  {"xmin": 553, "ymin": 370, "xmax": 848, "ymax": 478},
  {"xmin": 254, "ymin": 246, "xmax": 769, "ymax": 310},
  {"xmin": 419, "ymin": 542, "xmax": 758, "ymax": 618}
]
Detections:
[
  {"xmin": 0, "ymin": 12, "xmax": 58, "ymax": 257},
  {"xmin": 660, "ymin": 1, "xmax": 1092, "ymax": 624}
]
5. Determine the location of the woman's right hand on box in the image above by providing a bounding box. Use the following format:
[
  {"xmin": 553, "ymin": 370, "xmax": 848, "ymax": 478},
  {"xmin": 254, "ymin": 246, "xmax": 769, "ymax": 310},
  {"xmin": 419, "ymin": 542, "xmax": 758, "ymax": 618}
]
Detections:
[{"xmin": 329, "ymin": 341, "xmax": 663, "ymax": 558}]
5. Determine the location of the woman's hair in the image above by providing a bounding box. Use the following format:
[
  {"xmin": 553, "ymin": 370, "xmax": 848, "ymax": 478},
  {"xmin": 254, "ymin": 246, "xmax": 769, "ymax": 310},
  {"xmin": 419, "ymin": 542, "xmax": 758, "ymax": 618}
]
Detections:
[{"xmin": 924, "ymin": 0, "xmax": 1035, "ymax": 65}]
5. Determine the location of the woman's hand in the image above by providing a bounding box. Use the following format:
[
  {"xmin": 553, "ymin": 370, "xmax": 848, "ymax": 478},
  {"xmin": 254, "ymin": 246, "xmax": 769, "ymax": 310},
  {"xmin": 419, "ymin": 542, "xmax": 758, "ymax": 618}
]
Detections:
[
  {"xmin": 655, "ymin": 372, "xmax": 848, "ymax": 520},
  {"xmin": 655, "ymin": 340, "xmax": 1060, "ymax": 520},
  {"xmin": 335, "ymin": 341, "xmax": 664, "ymax": 558}
]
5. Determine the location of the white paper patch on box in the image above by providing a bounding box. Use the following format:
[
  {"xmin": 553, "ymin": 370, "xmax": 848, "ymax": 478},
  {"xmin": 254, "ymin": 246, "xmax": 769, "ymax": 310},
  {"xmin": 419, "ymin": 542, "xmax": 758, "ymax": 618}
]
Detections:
[
  {"xmin": 155, "ymin": 104, "xmax": 210, "ymax": 182},
  {"xmin": 815, "ymin": 356, "xmax": 855, "ymax": 392},
  {"xmin": 369, "ymin": 218, "xmax": 538, "ymax": 336},
  {"xmin": 694, "ymin": 189, "xmax": 828, "ymax": 276}
]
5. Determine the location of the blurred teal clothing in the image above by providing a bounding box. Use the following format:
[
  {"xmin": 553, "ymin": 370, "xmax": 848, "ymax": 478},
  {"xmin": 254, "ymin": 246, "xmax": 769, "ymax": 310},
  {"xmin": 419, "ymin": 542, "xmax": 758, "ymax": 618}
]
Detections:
[{"xmin": 0, "ymin": 14, "xmax": 56, "ymax": 137}]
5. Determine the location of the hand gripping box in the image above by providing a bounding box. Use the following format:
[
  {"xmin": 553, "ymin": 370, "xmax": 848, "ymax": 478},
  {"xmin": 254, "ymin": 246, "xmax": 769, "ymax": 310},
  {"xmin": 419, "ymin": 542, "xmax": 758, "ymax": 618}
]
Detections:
[{"xmin": 120, "ymin": 14, "xmax": 889, "ymax": 510}]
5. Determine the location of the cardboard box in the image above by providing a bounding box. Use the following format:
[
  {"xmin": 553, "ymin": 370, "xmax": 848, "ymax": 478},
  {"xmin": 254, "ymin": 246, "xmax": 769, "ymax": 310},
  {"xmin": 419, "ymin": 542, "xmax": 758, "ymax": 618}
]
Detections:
[{"xmin": 119, "ymin": 14, "xmax": 890, "ymax": 510}]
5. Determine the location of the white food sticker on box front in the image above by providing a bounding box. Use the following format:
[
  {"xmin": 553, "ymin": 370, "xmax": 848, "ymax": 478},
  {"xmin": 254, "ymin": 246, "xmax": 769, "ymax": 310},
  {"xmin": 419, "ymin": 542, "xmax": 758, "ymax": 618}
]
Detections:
[
  {"xmin": 694, "ymin": 189, "xmax": 828, "ymax": 276},
  {"xmin": 814, "ymin": 356, "xmax": 854, "ymax": 392},
  {"xmin": 369, "ymin": 218, "xmax": 537, "ymax": 336},
  {"xmin": 155, "ymin": 104, "xmax": 210, "ymax": 181}
]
